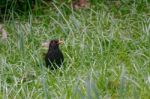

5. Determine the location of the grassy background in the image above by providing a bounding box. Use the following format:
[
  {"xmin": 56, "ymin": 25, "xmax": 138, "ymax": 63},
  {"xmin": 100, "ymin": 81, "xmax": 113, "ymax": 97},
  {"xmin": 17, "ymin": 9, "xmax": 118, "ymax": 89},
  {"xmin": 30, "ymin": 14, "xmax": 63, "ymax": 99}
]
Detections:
[{"xmin": 0, "ymin": 1, "xmax": 150, "ymax": 98}]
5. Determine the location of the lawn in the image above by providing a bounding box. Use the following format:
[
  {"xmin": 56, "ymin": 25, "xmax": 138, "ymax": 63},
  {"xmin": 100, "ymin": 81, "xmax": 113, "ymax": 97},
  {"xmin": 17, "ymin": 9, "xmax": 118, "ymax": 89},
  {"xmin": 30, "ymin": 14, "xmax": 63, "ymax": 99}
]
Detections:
[{"xmin": 0, "ymin": 1, "xmax": 150, "ymax": 99}]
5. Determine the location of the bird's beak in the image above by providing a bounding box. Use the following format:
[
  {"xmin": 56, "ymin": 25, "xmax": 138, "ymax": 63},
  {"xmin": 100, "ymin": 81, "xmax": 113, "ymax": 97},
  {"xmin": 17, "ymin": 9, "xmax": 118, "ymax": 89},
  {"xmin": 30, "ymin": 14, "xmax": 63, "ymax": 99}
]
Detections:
[{"xmin": 58, "ymin": 40, "xmax": 64, "ymax": 44}]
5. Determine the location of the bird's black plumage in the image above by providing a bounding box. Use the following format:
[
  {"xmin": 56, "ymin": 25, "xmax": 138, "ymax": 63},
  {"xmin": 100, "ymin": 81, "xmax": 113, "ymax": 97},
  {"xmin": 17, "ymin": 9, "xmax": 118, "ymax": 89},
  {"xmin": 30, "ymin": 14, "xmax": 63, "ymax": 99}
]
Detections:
[{"xmin": 45, "ymin": 40, "xmax": 64, "ymax": 70}]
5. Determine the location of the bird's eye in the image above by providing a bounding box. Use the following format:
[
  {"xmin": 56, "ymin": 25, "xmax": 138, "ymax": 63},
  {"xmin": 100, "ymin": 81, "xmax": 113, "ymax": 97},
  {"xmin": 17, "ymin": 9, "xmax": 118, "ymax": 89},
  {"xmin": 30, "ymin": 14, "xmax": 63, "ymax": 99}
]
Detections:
[{"xmin": 55, "ymin": 41, "xmax": 58, "ymax": 44}]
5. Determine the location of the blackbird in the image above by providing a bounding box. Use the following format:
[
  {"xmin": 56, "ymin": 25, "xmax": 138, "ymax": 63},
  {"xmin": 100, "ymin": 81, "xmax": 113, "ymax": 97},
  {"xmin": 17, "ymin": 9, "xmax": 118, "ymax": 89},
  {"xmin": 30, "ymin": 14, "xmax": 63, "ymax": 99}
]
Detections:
[{"xmin": 45, "ymin": 39, "xmax": 64, "ymax": 70}]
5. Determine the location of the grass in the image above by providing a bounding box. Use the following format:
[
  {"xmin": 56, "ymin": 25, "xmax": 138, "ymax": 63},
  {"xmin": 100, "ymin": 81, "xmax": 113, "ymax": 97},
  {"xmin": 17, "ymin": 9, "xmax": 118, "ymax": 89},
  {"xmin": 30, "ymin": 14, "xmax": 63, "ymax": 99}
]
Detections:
[{"xmin": 0, "ymin": 1, "xmax": 150, "ymax": 99}]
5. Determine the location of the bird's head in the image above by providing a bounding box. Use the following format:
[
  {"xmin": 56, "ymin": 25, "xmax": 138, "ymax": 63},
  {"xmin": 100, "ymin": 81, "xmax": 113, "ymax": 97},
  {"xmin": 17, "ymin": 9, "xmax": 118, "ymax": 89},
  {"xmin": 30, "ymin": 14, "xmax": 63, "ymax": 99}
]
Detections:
[
  {"xmin": 42, "ymin": 39, "xmax": 64, "ymax": 49},
  {"xmin": 49, "ymin": 39, "xmax": 64, "ymax": 49},
  {"xmin": 49, "ymin": 40, "xmax": 63, "ymax": 47}
]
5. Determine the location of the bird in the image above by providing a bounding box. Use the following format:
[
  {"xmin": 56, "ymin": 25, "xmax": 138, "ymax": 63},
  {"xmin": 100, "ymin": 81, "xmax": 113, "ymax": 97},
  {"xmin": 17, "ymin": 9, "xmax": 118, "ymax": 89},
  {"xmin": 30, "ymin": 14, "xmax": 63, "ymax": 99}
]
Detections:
[{"xmin": 44, "ymin": 39, "xmax": 64, "ymax": 70}]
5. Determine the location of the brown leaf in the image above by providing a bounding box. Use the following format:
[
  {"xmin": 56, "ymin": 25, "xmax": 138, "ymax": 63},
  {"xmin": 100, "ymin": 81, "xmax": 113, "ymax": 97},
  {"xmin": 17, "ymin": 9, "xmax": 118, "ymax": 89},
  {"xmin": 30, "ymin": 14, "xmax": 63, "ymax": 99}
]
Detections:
[
  {"xmin": 42, "ymin": 41, "xmax": 50, "ymax": 48},
  {"xmin": 72, "ymin": 0, "xmax": 90, "ymax": 9},
  {"xmin": 0, "ymin": 24, "xmax": 8, "ymax": 40}
]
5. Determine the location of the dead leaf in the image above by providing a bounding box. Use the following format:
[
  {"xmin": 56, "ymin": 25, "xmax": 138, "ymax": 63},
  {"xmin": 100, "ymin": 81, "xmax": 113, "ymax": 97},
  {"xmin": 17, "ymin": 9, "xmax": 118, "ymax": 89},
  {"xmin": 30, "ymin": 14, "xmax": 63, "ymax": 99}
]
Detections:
[
  {"xmin": 42, "ymin": 41, "xmax": 50, "ymax": 48},
  {"xmin": 0, "ymin": 24, "xmax": 8, "ymax": 40},
  {"xmin": 72, "ymin": 0, "xmax": 90, "ymax": 9}
]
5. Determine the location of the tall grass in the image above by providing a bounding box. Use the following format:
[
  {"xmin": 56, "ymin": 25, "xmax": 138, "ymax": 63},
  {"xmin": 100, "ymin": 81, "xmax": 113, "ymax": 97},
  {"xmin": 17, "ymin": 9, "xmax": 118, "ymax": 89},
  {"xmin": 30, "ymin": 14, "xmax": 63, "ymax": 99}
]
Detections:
[{"xmin": 0, "ymin": 1, "xmax": 150, "ymax": 98}]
